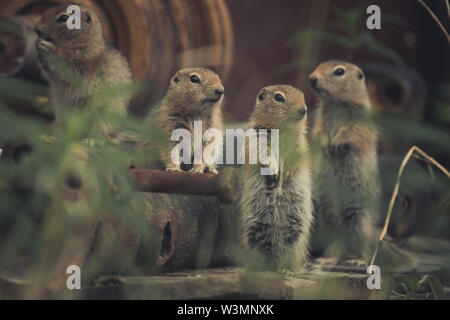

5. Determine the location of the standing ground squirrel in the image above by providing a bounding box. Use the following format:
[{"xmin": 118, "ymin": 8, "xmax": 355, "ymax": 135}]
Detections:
[
  {"xmin": 309, "ymin": 60, "xmax": 381, "ymax": 261},
  {"xmin": 148, "ymin": 67, "xmax": 224, "ymax": 174},
  {"xmin": 239, "ymin": 85, "xmax": 313, "ymax": 272},
  {"xmin": 35, "ymin": 4, "xmax": 132, "ymax": 120}
]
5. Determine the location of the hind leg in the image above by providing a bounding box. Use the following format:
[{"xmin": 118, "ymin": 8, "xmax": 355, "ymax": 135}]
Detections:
[
  {"xmin": 317, "ymin": 206, "xmax": 374, "ymax": 262},
  {"xmin": 336, "ymin": 206, "xmax": 376, "ymax": 261}
]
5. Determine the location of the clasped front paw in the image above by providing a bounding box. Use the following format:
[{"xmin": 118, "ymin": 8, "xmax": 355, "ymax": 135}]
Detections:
[{"xmin": 326, "ymin": 143, "xmax": 351, "ymax": 159}]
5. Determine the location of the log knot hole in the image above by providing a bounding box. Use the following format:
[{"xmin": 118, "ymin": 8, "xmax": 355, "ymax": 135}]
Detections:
[
  {"xmin": 65, "ymin": 173, "xmax": 82, "ymax": 190},
  {"xmin": 160, "ymin": 222, "xmax": 172, "ymax": 258}
]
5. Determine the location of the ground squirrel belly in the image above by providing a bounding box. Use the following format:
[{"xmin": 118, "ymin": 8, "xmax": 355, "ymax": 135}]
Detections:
[
  {"xmin": 148, "ymin": 67, "xmax": 224, "ymax": 174},
  {"xmin": 239, "ymin": 85, "xmax": 313, "ymax": 272},
  {"xmin": 309, "ymin": 61, "xmax": 381, "ymax": 261},
  {"xmin": 35, "ymin": 4, "xmax": 132, "ymax": 117}
]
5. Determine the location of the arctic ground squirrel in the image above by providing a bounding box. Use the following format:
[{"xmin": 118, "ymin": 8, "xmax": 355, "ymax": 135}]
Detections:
[
  {"xmin": 239, "ymin": 85, "xmax": 313, "ymax": 272},
  {"xmin": 309, "ymin": 60, "xmax": 381, "ymax": 262},
  {"xmin": 148, "ymin": 67, "xmax": 224, "ymax": 174},
  {"xmin": 35, "ymin": 4, "xmax": 132, "ymax": 139}
]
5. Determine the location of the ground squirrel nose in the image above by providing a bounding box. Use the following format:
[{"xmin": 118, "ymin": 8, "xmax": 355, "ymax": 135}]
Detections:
[
  {"xmin": 309, "ymin": 76, "xmax": 318, "ymax": 89},
  {"xmin": 214, "ymin": 89, "xmax": 224, "ymax": 97},
  {"xmin": 34, "ymin": 27, "xmax": 43, "ymax": 37},
  {"xmin": 35, "ymin": 28, "xmax": 53, "ymax": 42}
]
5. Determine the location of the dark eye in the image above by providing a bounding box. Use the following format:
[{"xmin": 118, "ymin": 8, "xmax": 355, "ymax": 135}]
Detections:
[
  {"xmin": 258, "ymin": 93, "xmax": 266, "ymax": 101},
  {"xmin": 358, "ymin": 72, "xmax": 364, "ymax": 80},
  {"xmin": 85, "ymin": 13, "xmax": 92, "ymax": 23},
  {"xmin": 57, "ymin": 15, "xmax": 70, "ymax": 23},
  {"xmin": 334, "ymin": 68, "xmax": 345, "ymax": 76},
  {"xmin": 190, "ymin": 75, "xmax": 200, "ymax": 83},
  {"xmin": 274, "ymin": 93, "xmax": 285, "ymax": 103},
  {"xmin": 173, "ymin": 76, "xmax": 180, "ymax": 83}
]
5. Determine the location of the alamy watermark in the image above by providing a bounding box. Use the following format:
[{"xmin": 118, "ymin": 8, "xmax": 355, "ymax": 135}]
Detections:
[
  {"xmin": 66, "ymin": 265, "xmax": 81, "ymax": 290},
  {"xmin": 171, "ymin": 121, "xmax": 279, "ymax": 176},
  {"xmin": 66, "ymin": 5, "xmax": 81, "ymax": 30},
  {"xmin": 366, "ymin": 5, "xmax": 381, "ymax": 30},
  {"xmin": 366, "ymin": 265, "xmax": 381, "ymax": 290}
]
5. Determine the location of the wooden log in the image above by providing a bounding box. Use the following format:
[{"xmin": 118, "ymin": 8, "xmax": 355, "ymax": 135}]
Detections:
[
  {"xmin": 130, "ymin": 167, "xmax": 240, "ymax": 203},
  {"xmin": 84, "ymin": 191, "xmax": 240, "ymax": 282},
  {"xmin": 0, "ymin": 173, "xmax": 99, "ymax": 299},
  {"xmin": 74, "ymin": 267, "xmax": 392, "ymax": 300},
  {"xmin": 7, "ymin": 265, "xmax": 450, "ymax": 299},
  {"xmin": 0, "ymin": 162, "xmax": 241, "ymax": 297},
  {"xmin": 0, "ymin": 0, "xmax": 234, "ymax": 115},
  {"xmin": 66, "ymin": 168, "xmax": 241, "ymax": 283}
]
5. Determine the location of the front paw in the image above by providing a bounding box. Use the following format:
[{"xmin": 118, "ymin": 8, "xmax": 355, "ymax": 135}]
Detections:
[
  {"xmin": 204, "ymin": 166, "xmax": 218, "ymax": 174},
  {"xmin": 189, "ymin": 164, "xmax": 206, "ymax": 174},
  {"xmin": 277, "ymin": 269, "xmax": 297, "ymax": 277},
  {"xmin": 36, "ymin": 40, "xmax": 48, "ymax": 53},
  {"xmin": 36, "ymin": 39, "xmax": 53, "ymax": 54},
  {"xmin": 166, "ymin": 163, "xmax": 182, "ymax": 172},
  {"xmin": 264, "ymin": 173, "xmax": 279, "ymax": 190},
  {"xmin": 326, "ymin": 143, "xmax": 351, "ymax": 159}
]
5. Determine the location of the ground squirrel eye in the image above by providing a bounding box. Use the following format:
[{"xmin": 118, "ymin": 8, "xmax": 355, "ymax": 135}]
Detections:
[
  {"xmin": 86, "ymin": 13, "xmax": 92, "ymax": 23},
  {"xmin": 334, "ymin": 68, "xmax": 345, "ymax": 76},
  {"xmin": 173, "ymin": 76, "xmax": 180, "ymax": 83},
  {"xmin": 190, "ymin": 75, "xmax": 200, "ymax": 83},
  {"xmin": 56, "ymin": 15, "xmax": 70, "ymax": 23},
  {"xmin": 358, "ymin": 72, "xmax": 364, "ymax": 80},
  {"xmin": 258, "ymin": 93, "xmax": 266, "ymax": 101},
  {"xmin": 274, "ymin": 93, "xmax": 285, "ymax": 103}
]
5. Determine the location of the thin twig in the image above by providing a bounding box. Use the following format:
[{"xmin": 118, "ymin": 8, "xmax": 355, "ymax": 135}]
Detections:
[
  {"xmin": 414, "ymin": 147, "xmax": 450, "ymax": 179},
  {"xmin": 416, "ymin": 0, "xmax": 450, "ymax": 44},
  {"xmin": 413, "ymin": 154, "xmax": 436, "ymax": 182},
  {"xmin": 369, "ymin": 146, "xmax": 450, "ymax": 266}
]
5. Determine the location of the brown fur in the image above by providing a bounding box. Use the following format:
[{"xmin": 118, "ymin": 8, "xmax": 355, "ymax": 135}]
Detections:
[
  {"xmin": 148, "ymin": 67, "xmax": 224, "ymax": 173},
  {"xmin": 35, "ymin": 4, "xmax": 132, "ymax": 117},
  {"xmin": 309, "ymin": 61, "xmax": 381, "ymax": 261}
]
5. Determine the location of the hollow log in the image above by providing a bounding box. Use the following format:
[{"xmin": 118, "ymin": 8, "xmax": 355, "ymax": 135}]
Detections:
[
  {"xmin": 88, "ymin": 186, "xmax": 241, "ymax": 281},
  {"xmin": 1, "ymin": 151, "xmax": 241, "ymax": 296},
  {"xmin": 61, "ymin": 168, "xmax": 241, "ymax": 282},
  {"xmin": 0, "ymin": 0, "xmax": 234, "ymax": 115}
]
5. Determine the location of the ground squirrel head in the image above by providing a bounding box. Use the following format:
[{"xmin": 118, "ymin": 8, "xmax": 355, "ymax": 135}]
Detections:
[
  {"xmin": 35, "ymin": 4, "xmax": 105, "ymax": 60},
  {"xmin": 250, "ymin": 85, "xmax": 307, "ymax": 129},
  {"xmin": 166, "ymin": 67, "xmax": 225, "ymax": 110},
  {"xmin": 309, "ymin": 61, "xmax": 370, "ymax": 107}
]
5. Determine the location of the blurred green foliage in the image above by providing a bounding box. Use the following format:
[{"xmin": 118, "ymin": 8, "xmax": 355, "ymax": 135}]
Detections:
[{"xmin": 0, "ymin": 71, "xmax": 164, "ymax": 297}]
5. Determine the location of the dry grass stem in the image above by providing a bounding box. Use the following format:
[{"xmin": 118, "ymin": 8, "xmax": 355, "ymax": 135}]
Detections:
[{"xmin": 370, "ymin": 146, "xmax": 450, "ymax": 266}]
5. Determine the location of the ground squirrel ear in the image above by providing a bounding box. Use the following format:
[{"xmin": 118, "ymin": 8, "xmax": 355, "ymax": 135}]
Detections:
[{"xmin": 258, "ymin": 89, "xmax": 266, "ymax": 101}]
